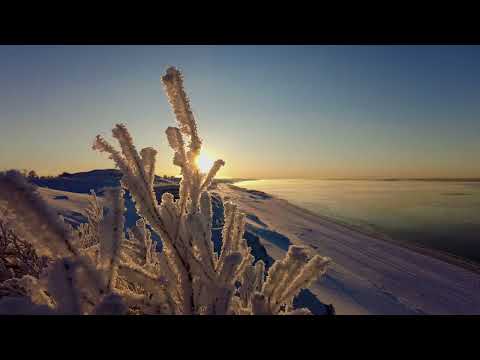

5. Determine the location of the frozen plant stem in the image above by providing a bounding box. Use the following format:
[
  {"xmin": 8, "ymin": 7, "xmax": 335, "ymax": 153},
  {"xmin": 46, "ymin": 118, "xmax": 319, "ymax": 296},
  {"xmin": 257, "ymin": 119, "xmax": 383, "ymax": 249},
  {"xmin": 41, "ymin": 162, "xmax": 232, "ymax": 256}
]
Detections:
[{"xmin": 0, "ymin": 66, "xmax": 330, "ymax": 315}]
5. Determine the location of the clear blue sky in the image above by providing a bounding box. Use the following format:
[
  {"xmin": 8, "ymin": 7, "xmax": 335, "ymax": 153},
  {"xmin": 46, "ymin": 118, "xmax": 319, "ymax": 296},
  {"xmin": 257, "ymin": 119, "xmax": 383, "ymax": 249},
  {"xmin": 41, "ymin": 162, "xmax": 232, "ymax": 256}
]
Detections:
[{"xmin": 1, "ymin": 45, "xmax": 479, "ymax": 178}]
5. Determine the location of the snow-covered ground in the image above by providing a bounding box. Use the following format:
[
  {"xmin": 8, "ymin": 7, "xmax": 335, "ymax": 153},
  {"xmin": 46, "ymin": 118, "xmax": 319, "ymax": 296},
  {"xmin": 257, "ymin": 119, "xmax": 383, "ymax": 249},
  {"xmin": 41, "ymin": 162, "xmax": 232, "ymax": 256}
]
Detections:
[
  {"xmin": 215, "ymin": 184, "xmax": 480, "ymax": 315},
  {"xmin": 36, "ymin": 179, "xmax": 480, "ymax": 315},
  {"xmin": 37, "ymin": 187, "xmax": 105, "ymax": 226}
]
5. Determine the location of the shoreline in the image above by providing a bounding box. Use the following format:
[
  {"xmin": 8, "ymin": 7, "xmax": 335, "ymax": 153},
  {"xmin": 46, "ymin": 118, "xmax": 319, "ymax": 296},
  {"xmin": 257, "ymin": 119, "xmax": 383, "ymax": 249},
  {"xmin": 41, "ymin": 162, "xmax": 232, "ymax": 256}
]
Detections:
[
  {"xmin": 229, "ymin": 183, "xmax": 480, "ymax": 275},
  {"xmin": 222, "ymin": 182, "xmax": 480, "ymax": 314},
  {"xmin": 280, "ymin": 194, "xmax": 480, "ymax": 275}
]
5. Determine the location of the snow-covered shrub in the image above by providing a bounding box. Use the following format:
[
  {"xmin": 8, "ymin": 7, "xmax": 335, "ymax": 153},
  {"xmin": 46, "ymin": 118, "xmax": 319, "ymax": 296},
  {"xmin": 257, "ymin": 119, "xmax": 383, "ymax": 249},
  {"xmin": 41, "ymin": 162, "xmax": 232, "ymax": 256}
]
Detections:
[
  {"xmin": 63, "ymin": 190, "xmax": 103, "ymax": 250},
  {"xmin": 0, "ymin": 205, "xmax": 48, "ymax": 285},
  {"xmin": 0, "ymin": 67, "xmax": 330, "ymax": 315}
]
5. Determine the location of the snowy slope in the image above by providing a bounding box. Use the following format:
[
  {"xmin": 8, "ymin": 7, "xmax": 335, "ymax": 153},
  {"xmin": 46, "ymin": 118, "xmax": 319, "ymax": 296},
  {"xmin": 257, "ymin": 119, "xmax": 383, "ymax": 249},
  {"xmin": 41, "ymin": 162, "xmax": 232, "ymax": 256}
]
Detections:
[
  {"xmin": 35, "ymin": 172, "xmax": 480, "ymax": 315},
  {"xmin": 37, "ymin": 187, "xmax": 105, "ymax": 226},
  {"xmin": 216, "ymin": 184, "xmax": 480, "ymax": 315},
  {"xmin": 37, "ymin": 184, "xmax": 333, "ymax": 315}
]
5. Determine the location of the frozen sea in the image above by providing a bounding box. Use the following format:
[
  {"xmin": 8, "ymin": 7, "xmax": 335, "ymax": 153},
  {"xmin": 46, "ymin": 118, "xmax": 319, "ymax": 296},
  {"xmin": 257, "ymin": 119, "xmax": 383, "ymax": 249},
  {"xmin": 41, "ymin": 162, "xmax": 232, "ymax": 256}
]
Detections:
[{"xmin": 234, "ymin": 179, "xmax": 480, "ymax": 265}]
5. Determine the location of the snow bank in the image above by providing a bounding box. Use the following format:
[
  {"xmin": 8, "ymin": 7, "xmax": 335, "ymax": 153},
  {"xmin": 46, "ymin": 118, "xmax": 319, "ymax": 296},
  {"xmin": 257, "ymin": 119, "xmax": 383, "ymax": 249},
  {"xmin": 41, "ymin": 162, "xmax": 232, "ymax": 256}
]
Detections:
[{"xmin": 216, "ymin": 184, "xmax": 480, "ymax": 315}]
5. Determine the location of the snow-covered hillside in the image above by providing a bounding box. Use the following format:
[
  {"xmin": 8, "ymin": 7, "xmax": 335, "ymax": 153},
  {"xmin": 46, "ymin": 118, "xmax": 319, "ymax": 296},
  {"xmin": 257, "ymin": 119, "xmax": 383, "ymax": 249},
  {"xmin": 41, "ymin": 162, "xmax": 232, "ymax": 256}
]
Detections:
[
  {"xmin": 33, "ymin": 170, "xmax": 334, "ymax": 315},
  {"xmin": 216, "ymin": 184, "xmax": 480, "ymax": 315},
  {"xmin": 32, "ymin": 169, "xmax": 480, "ymax": 314}
]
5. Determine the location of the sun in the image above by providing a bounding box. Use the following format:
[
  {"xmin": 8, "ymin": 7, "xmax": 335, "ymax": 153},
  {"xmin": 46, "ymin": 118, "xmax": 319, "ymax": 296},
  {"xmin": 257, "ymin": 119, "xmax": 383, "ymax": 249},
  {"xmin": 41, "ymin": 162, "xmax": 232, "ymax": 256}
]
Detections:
[{"xmin": 196, "ymin": 152, "xmax": 215, "ymax": 174}]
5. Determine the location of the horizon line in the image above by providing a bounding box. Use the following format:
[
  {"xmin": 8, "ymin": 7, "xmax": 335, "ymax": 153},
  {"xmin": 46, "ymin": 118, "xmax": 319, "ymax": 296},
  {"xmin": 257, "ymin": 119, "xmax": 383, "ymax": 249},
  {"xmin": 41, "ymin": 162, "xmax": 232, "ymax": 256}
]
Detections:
[{"xmin": 7, "ymin": 168, "xmax": 480, "ymax": 182}]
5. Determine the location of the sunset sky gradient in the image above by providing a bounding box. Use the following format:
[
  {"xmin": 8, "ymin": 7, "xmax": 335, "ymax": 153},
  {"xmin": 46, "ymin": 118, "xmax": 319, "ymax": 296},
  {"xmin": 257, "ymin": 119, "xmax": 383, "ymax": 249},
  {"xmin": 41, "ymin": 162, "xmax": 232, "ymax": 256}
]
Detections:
[{"xmin": 1, "ymin": 45, "xmax": 480, "ymax": 179}]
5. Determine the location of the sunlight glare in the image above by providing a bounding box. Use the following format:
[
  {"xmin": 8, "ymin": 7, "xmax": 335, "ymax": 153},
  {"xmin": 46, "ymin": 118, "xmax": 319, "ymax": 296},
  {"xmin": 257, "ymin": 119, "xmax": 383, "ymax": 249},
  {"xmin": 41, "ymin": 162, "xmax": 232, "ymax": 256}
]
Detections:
[{"xmin": 197, "ymin": 152, "xmax": 214, "ymax": 174}]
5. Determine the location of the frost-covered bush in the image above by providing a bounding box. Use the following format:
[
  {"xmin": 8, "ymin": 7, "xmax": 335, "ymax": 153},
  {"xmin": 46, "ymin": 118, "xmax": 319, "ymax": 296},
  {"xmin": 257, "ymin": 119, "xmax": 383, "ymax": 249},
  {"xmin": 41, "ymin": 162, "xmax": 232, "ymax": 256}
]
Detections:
[
  {"xmin": 0, "ymin": 205, "xmax": 49, "ymax": 286},
  {"xmin": 0, "ymin": 67, "xmax": 330, "ymax": 315}
]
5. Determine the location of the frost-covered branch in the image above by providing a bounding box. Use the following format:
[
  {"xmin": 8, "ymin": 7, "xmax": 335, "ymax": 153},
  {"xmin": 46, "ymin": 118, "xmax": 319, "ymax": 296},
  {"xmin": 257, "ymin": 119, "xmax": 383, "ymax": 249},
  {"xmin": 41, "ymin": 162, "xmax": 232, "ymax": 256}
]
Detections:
[
  {"xmin": 0, "ymin": 66, "xmax": 331, "ymax": 315},
  {"xmin": 0, "ymin": 205, "xmax": 48, "ymax": 282},
  {"xmin": 0, "ymin": 171, "xmax": 78, "ymax": 259},
  {"xmin": 70, "ymin": 190, "xmax": 103, "ymax": 249}
]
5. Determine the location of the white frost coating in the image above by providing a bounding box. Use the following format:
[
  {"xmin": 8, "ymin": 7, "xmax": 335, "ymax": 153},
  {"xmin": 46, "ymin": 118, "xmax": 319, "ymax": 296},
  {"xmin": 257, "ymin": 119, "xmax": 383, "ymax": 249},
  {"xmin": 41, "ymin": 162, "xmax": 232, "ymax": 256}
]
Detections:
[
  {"xmin": 239, "ymin": 265, "xmax": 256, "ymax": 307},
  {"xmin": 0, "ymin": 171, "xmax": 76, "ymax": 258},
  {"xmin": 283, "ymin": 308, "xmax": 312, "ymax": 315},
  {"xmin": 166, "ymin": 126, "xmax": 187, "ymax": 167},
  {"xmin": 0, "ymin": 66, "xmax": 331, "ymax": 315},
  {"xmin": 140, "ymin": 147, "xmax": 158, "ymax": 187},
  {"xmin": 277, "ymin": 254, "xmax": 330, "ymax": 310},
  {"xmin": 161, "ymin": 67, "xmax": 202, "ymax": 158},
  {"xmin": 73, "ymin": 190, "xmax": 103, "ymax": 249},
  {"xmin": 253, "ymin": 245, "xmax": 330, "ymax": 314},
  {"xmin": 99, "ymin": 188, "xmax": 125, "ymax": 291},
  {"xmin": 42, "ymin": 258, "xmax": 81, "ymax": 314},
  {"xmin": 201, "ymin": 159, "xmax": 226, "ymax": 189},
  {"xmin": 254, "ymin": 261, "xmax": 265, "ymax": 292}
]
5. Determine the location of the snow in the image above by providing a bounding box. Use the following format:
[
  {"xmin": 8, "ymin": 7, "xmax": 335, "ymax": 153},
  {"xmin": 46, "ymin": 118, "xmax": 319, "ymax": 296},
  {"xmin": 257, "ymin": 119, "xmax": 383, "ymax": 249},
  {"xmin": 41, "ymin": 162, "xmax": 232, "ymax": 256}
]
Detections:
[
  {"xmin": 34, "ymin": 180, "xmax": 480, "ymax": 315},
  {"xmin": 215, "ymin": 184, "xmax": 480, "ymax": 315},
  {"xmin": 37, "ymin": 187, "xmax": 105, "ymax": 226}
]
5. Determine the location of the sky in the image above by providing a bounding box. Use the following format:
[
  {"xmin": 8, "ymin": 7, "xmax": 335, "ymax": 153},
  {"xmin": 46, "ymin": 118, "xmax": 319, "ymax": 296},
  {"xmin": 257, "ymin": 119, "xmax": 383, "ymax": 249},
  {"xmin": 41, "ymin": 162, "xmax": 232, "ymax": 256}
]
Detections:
[{"xmin": 0, "ymin": 45, "xmax": 480, "ymax": 179}]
